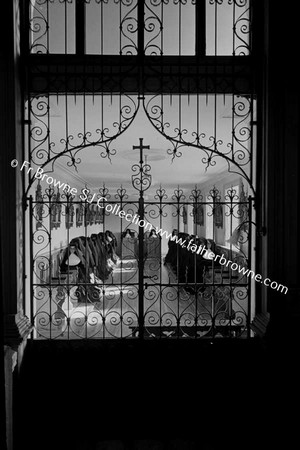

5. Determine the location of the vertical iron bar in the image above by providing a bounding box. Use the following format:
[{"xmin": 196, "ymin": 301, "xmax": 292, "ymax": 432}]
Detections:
[
  {"xmin": 231, "ymin": 0, "xmax": 237, "ymax": 332},
  {"xmin": 231, "ymin": 2, "xmax": 236, "ymax": 337},
  {"xmin": 161, "ymin": 0, "xmax": 163, "ymax": 55},
  {"xmin": 66, "ymin": 196, "xmax": 70, "ymax": 340},
  {"xmin": 137, "ymin": 0, "xmax": 145, "ymax": 94},
  {"xmin": 29, "ymin": 195, "xmax": 34, "ymax": 335},
  {"xmin": 247, "ymin": 196, "xmax": 253, "ymax": 338},
  {"xmin": 49, "ymin": 195, "xmax": 52, "ymax": 340},
  {"xmin": 196, "ymin": 0, "xmax": 206, "ymax": 57},
  {"xmin": 119, "ymin": 0, "xmax": 121, "ymax": 54},
  {"xmin": 102, "ymin": 192, "xmax": 106, "ymax": 338},
  {"xmin": 138, "ymin": 195, "xmax": 144, "ymax": 340},
  {"xmin": 101, "ymin": 0, "xmax": 103, "ymax": 55},
  {"xmin": 212, "ymin": 0, "xmax": 218, "ymax": 338},
  {"xmin": 138, "ymin": 142, "xmax": 145, "ymax": 340},
  {"xmin": 176, "ymin": 192, "xmax": 180, "ymax": 339},
  {"xmin": 179, "ymin": 1, "xmax": 181, "ymax": 56},
  {"xmin": 76, "ymin": 0, "xmax": 85, "ymax": 55},
  {"xmin": 46, "ymin": 0, "xmax": 49, "ymax": 54},
  {"xmin": 194, "ymin": 193, "xmax": 198, "ymax": 339},
  {"xmin": 22, "ymin": 105, "xmax": 29, "ymax": 317},
  {"xmin": 214, "ymin": 0, "xmax": 217, "ymax": 56},
  {"xmin": 21, "ymin": 0, "xmax": 30, "ymax": 55},
  {"xmin": 232, "ymin": 0, "xmax": 236, "ymax": 56},
  {"xmin": 159, "ymin": 194, "xmax": 163, "ymax": 339},
  {"xmin": 250, "ymin": 94, "xmax": 254, "ymax": 197},
  {"xmin": 211, "ymin": 196, "xmax": 215, "ymax": 338},
  {"xmin": 100, "ymin": 195, "xmax": 105, "ymax": 339},
  {"xmin": 132, "ymin": 139, "xmax": 150, "ymax": 339},
  {"xmin": 85, "ymin": 200, "xmax": 88, "ymax": 340},
  {"xmin": 65, "ymin": 0, "xmax": 67, "ymax": 55},
  {"xmin": 119, "ymin": 197, "xmax": 123, "ymax": 339},
  {"xmin": 137, "ymin": 0, "xmax": 144, "ymax": 57},
  {"xmin": 194, "ymin": 230, "xmax": 197, "ymax": 339}
]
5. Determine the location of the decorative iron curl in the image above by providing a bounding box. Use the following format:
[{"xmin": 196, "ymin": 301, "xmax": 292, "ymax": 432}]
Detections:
[
  {"xmin": 144, "ymin": 204, "xmax": 166, "ymax": 220},
  {"xmin": 234, "ymin": 3, "xmax": 251, "ymax": 56},
  {"xmin": 29, "ymin": 98, "xmax": 50, "ymax": 166},
  {"xmin": 98, "ymin": 184, "xmax": 111, "ymax": 200},
  {"xmin": 160, "ymin": 313, "xmax": 177, "ymax": 328},
  {"xmin": 26, "ymin": 94, "xmax": 141, "ymax": 196},
  {"xmin": 209, "ymin": 0, "xmax": 248, "ymax": 5},
  {"xmin": 207, "ymin": 186, "xmax": 221, "ymax": 203},
  {"xmin": 180, "ymin": 314, "xmax": 196, "ymax": 329},
  {"xmin": 32, "ymin": 227, "xmax": 50, "ymax": 256},
  {"xmin": 145, "ymin": 310, "xmax": 160, "ymax": 326},
  {"xmin": 29, "ymin": 0, "xmax": 48, "ymax": 54},
  {"xmin": 131, "ymin": 163, "xmax": 152, "ymax": 192},
  {"xmin": 189, "ymin": 186, "xmax": 203, "ymax": 203},
  {"xmin": 166, "ymin": 141, "xmax": 183, "ymax": 162},
  {"xmin": 144, "ymin": 13, "xmax": 162, "ymax": 56},
  {"xmin": 115, "ymin": 186, "xmax": 128, "ymax": 202},
  {"xmin": 117, "ymin": 0, "xmax": 138, "ymax": 54},
  {"xmin": 142, "ymin": 96, "xmax": 255, "ymax": 193},
  {"xmin": 171, "ymin": 187, "xmax": 186, "ymax": 202},
  {"xmin": 154, "ymin": 185, "xmax": 168, "ymax": 201},
  {"xmin": 120, "ymin": 7, "xmax": 138, "ymax": 56}
]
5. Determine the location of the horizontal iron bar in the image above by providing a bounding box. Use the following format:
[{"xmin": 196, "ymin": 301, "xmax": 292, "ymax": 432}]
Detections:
[
  {"xmin": 30, "ymin": 200, "xmax": 250, "ymax": 205},
  {"xmin": 33, "ymin": 283, "xmax": 249, "ymax": 287},
  {"xmin": 27, "ymin": 55, "xmax": 254, "ymax": 95}
]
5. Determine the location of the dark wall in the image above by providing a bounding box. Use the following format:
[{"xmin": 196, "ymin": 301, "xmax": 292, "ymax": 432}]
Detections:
[
  {"xmin": 264, "ymin": 0, "xmax": 300, "ymax": 343},
  {"xmin": 17, "ymin": 339, "xmax": 268, "ymax": 450},
  {"xmin": 1, "ymin": 2, "xmax": 299, "ymax": 449},
  {"xmin": 1, "ymin": 1, "xmax": 26, "ymax": 449}
]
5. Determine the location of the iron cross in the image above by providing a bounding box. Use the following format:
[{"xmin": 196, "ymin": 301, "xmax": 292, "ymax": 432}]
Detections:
[{"xmin": 133, "ymin": 138, "xmax": 150, "ymax": 165}]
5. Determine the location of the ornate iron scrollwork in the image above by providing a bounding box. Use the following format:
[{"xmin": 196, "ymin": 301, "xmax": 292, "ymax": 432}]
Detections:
[
  {"xmin": 131, "ymin": 138, "xmax": 152, "ymax": 193},
  {"xmin": 26, "ymin": 0, "xmax": 256, "ymax": 340}
]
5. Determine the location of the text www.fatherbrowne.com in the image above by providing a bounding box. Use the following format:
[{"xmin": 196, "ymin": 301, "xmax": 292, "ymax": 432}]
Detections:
[
  {"xmin": 168, "ymin": 235, "xmax": 288, "ymax": 295},
  {"xmin": 12, "ymin": 160, "xmax": 288, "ymax": 295},
  {"xmin": 80, "ymin": 188, "xmax": 288, "ymax": 295}
]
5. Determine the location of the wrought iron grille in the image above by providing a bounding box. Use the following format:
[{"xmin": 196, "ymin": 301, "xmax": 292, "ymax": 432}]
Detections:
[
  {"xmin": 28, "ymin": 0, "xmax": 251, "ymax": 56},
  {"xmin": 29, "ymin": 160, "xmax": 252, "ymax": 339},
  {"xmin": 23, "ymin": 0, "xmax": 257, "ymax": 340}
]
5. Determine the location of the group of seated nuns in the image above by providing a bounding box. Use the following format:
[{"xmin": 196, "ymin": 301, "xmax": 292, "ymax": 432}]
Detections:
[
  {"xmin": 57, "ymin": 226, "xmax": 224, "ymax": 301},
  {"xmin": 59, "ymin": 230, "xmax": 119, "ymax": 303},
  {"xmin": 121, "ymin": 229, "xmax": 159, "ymax": 239},
  {"xmin": 164, "ymin": 229, "xmax": 222, "ymax": 292}
]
